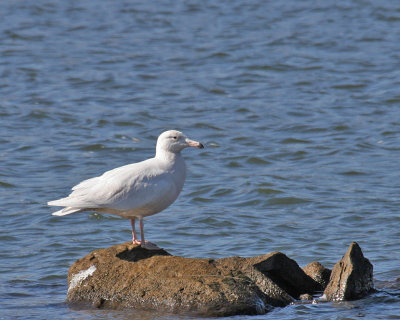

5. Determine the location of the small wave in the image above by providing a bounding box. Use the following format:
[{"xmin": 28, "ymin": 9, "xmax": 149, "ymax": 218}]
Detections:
[
  {"xmin": 268, "ymin": 197, "xmax": 311, "ymax": 205},
  {"xmin": 246, "ymin": 157, "xmax": 271, "ymax": 165},
  {"xmin": 340, "ymin": 170, "xmax": 367, "ymax": 176},
  {"xmin": 256, "ymin": 188, "xmax": 283, "ymax": 195},
  {"xmin": 0, "ymin": 181, "xmax": 15, "ymax": 188},
  {"xmin": 80, "ymin": 144, "xmax": 105, "ymax": 151}
]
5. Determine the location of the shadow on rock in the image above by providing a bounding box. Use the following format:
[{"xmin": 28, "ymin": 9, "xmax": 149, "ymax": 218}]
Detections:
[
  {"xmin": 252, "ymin": 252, "xmax": 321, "ymax": 298},
  {"xmin": 116, "ymin": 245, "xmax": 170, "ymax": 262}
]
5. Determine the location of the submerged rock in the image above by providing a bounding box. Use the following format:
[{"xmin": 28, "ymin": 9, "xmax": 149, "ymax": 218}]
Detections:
[
  {"xmin": 66, "ymin": 242, "xmax": 374, "ymax": 316},
  {"xmin": 323, "ymin": 242, "xmax": 374, "ymax": 301}
]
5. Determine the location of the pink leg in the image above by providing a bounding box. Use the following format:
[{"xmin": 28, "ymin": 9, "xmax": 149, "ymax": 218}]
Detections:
[
  {"xmin": 130, "ymin": 218, "xmax": 141, "ymax": 245},
  {"xmin": 138, "ymin": 217, "xmax": 161, "ymax": 250},
  {"xmin": 139, "ymin": 217, "xmax": 145, "ymax": 245}
]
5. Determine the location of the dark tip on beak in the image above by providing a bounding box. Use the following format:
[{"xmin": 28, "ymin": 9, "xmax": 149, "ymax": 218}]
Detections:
[{"xmin": 186, "ymin": 139, "xmax": 204, "ymax": 149}]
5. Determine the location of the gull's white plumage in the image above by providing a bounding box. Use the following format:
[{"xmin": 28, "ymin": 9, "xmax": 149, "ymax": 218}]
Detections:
[{"xmin": 48, "ymin": 130, "xmax": 204, "ymax": 249}]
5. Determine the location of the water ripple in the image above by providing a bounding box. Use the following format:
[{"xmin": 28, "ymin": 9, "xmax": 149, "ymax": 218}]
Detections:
[{"xmin": 1, "ymin": 0, "xmax": 400, "ymax": 319}]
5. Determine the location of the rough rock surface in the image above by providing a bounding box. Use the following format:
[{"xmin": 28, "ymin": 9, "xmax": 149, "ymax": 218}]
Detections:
[
  {"xmin": 303, "ymin": 261, "xmax": 331, "ymax": 291},
  {"xmin": 67, "ymin": 243, "xmax": 318, "ymax": 316},
  {"xmin": 66, "ymin": 241, "xmax": 374, "ymax": 316},
  {"xmin": 323, "ymin": 242, "xmax": 374, "ymax": 301}
]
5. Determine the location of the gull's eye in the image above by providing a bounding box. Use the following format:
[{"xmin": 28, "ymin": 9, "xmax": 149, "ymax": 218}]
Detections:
[{"xmin": 172, "ymin": 136, "xmax": 177, "ymax": 140}]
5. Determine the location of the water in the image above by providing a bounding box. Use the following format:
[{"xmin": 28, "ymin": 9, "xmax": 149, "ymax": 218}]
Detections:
[{"xmin": 1, "ymin": 0, "xmax": 400, "ymax": 319}]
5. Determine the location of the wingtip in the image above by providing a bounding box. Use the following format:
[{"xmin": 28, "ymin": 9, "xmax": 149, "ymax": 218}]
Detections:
[
  {"xmin": 47, "ymin": 200, "xmax": 57, "ymax": 206},
  {"xmin": 51, "ymin": 207, "xmax": 83, "ymax": 216}
]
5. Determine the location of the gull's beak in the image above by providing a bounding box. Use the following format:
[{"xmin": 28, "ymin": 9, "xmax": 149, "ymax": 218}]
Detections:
[{"xmin": 186, "ymin": 139, "xmax": 204, "ymax": 149}]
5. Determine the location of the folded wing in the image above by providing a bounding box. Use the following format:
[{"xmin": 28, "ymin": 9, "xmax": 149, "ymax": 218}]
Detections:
[{"xmin": 48, "ymin": 158, "xmax": 177, "ymax": 216}]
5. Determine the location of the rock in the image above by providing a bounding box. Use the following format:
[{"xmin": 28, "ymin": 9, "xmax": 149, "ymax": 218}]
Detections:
[
  {"xmin": 299, "ymin": 293, "xmax": 313, "ymax": 301},
  {"xmin": 303, "ymin": 261, "xmax": 331, "ymax": 291},
  {"xmin": 323, "ymin": 242, "xmax": 374, "ymax": 301},
  {"xmin": 248, "ymin": 252, "xmax": 321, "ymax": 298},
  {"xmin": 65, "ymin": 241, "xmax": 374, "ymax": 316},
  {"xmin": 66, "ymin": 243, "xmax": 318, "ymax": 316}
]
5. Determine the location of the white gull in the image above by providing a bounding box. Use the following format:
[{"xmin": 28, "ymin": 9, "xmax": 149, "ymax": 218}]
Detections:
[{"xmin": 48, "ymin": 130, "xmax": 204, "ymax": 250}]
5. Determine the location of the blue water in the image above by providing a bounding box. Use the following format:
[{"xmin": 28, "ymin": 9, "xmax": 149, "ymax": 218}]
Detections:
[{"xmin": 1, "ymin": 0, "xmax": 400, "ymax": 319}]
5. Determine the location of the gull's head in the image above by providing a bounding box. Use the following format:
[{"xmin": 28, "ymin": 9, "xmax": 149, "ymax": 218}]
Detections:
[{"xmin": 156, "ymin": 130, "xmax": 204, "ymax": 154}]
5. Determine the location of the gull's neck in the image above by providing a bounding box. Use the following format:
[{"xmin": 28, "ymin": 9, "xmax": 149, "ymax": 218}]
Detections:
[{"xmin": 155, "ymin": 149, "xmax": 182, "ymax": 163}]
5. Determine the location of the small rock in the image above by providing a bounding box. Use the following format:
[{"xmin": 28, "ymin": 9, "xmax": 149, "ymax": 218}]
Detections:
[
  {"xmin": 323, "ymin": 242, "xmax": 374, "ymax": 301},
  {"xmin": 303, "ymin": 261, "xmax": 331, "ymax": 291},
  {"xmin": 299, "ymin": 293, "xmax": 313, "ymax": 301}
]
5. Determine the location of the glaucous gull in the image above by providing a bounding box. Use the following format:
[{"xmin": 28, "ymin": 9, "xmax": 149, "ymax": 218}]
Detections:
[{"xmin": 48, "ymin": 130, "xmax": 204, "ymax": 249}]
